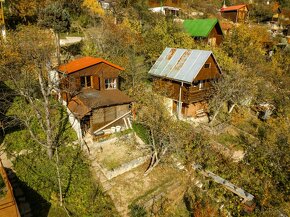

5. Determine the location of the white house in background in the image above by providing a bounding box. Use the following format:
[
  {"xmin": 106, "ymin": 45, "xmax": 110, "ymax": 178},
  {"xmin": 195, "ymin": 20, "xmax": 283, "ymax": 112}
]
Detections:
[
  {"xmin": 98, "ymin": 0, "xmax": 115, "ymax": 10},
  {"xmin": 149, "ymin": 6, "xmax": 181, "ymax": 17}
]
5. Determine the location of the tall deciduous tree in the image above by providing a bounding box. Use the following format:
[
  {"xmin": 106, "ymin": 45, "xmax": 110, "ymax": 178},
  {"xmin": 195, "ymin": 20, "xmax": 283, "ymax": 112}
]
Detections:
[
  {"xmin": 134, "ymin": 87, "xmax": 194, "ymax": 174},
  {"xmin": 38, "ymin": 1, "xmax": 71, "ymax": 65},
  {"xmin": 0, "ymin": 25, "xmax": 67, "ymax": 159}
]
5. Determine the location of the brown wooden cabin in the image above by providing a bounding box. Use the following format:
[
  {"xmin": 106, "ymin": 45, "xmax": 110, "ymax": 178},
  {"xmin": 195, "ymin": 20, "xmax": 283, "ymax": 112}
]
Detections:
[
  {"xmin": 148, "ymin": 48, "xmax": 222, "ymax": 119},
  {"xmin": 220, "ymin": 4, "xmax": 249, "ymax": 23},
  {"xmin": 57, "ymin": 57, "xmax": 132, "ymax": 135},
  {"xmin": 183, "ymin": 19, "xmax": 224, "ymax": 46}
]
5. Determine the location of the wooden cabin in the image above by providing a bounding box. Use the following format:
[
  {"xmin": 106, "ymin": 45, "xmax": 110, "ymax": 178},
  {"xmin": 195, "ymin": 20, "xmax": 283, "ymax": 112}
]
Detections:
[
  {"xmin": 220, "ymin": 4, "xmax": 249, "ymax": 23},
  {"xmin": 149, "ymin": 6, "xmax": 181, "ymax": 17},
  {"xmin": 148, "ymin": 48, "xmax": 222, "ymax": 119},
  {"xmin": 183, "ymin": 19, "xmax": 224, "ymax": 46},
  {"xmin": 56, "ymin": 57, "xmax": 133, "ymax": 136}
]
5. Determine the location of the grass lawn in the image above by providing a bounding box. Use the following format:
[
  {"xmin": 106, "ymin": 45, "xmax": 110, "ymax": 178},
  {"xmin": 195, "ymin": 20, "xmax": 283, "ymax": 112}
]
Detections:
[{"xmin": 215, "ymin": 133, "xmax": 243, "ymax": 150}]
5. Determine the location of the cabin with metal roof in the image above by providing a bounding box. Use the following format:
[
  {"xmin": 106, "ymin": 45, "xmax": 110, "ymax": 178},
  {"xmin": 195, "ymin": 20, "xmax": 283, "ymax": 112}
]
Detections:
[
  {"xmin": 183, "ymin": 19, "xmax": 224, "ymax": 46},
  {"xmin": 149, "ymin": 48, "xmax": 222, "ymax": 119},
  {"xmin": 55, "ymin": 57, "xmax": 133, "ymax": 137},
  {"xmin": 220, "ymin": 4, "xmax": 249, "ymax": 23}
]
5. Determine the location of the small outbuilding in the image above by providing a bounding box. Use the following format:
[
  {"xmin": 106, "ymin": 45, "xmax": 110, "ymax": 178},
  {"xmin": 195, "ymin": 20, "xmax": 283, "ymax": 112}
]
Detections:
[
  {"xmin": 183, "ymin": 18, "xmax": 224, "ymax": 46},
  {"xmin": 220, "ymin": 4, "xmax": 249, "ymax": 23},
  {"xmin": 149, "ymin": 6, "xmax": 180, "ymax": 17}
]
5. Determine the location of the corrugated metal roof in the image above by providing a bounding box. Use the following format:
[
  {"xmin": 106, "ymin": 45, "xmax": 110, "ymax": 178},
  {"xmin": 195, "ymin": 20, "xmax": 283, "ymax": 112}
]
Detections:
[
  {"xmin": 183, "ymin": 19, "xmax": 219, "ymax": 37},
  {"xmin": 148, "ymin": 48, "xmax": 213, "ymax": 83}
]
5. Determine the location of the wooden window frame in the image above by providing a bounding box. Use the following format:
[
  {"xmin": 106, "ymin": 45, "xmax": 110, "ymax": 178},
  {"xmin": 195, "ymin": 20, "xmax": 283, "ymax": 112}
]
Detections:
[
  {"xmin": 80, "ymin": 76, "xmax": 92, "ymax": 88},
  {"xmin": 105, "ymin": 78, "xmax": 117, "ymax": 89},
  {"xmin": 204, "ymin": 63, "xmax": 211, "ymax": 69},
  {"xmin": 199, "ymin": 80, "xmax": 204, "ymax": 90}
]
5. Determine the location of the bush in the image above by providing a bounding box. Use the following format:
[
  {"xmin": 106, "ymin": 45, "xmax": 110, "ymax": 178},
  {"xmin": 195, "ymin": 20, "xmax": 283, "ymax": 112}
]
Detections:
[{"xmin": 129, "ymin": 204, "xmax": 147, "ymax": 217}]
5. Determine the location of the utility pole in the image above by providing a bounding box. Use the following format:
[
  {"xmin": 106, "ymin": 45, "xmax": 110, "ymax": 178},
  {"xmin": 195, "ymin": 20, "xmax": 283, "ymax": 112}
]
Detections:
[{"xmin": 0, "ymin": 0, "xmax": 6, "ymax": 41}]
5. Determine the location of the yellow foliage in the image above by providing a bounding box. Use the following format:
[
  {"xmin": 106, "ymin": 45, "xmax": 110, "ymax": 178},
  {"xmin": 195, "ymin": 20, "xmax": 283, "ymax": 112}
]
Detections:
[{"xmin": 82, "ymin": 0, "xmax": 104, "ymax": 17}]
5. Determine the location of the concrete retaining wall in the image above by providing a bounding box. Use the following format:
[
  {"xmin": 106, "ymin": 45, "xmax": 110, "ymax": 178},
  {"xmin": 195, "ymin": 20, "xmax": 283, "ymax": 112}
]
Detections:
[
  {"xmin": 62, "ymin": 100, "xmax": 83, "ymax": 140},
  {"xmin": 102, "ymin": 155, "xmax": 150, "ymax": 180}
]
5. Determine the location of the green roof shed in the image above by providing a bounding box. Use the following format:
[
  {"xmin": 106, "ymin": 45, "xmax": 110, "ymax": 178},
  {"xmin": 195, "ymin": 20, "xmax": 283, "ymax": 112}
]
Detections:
[{"xmin": 183, "ymin": 18, "xmax": 223, "ymax": 37}]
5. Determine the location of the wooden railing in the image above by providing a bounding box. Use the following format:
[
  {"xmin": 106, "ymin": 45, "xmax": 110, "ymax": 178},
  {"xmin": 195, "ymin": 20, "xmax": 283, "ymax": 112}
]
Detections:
[
  {"xmin": 0, "ymin": 160, "xmax": 21, "ymax": 217},
  {"xmin": 182, "ymin": 88, "xmax": 212, "ymax": 104}
]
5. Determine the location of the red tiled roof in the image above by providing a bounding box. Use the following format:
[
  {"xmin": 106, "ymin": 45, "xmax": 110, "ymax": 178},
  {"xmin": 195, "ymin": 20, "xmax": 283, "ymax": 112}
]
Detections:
[
  {"xmin": 58, "ymin": 57, "xmax": 124, "ymax": 74},
  {"xmin": 220, "ymin": 4, "xmax": 247, "ymax": 12}
]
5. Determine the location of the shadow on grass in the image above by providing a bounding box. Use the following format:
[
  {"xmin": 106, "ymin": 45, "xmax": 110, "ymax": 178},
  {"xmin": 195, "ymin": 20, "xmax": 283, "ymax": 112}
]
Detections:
[
  {"xmin": 0, "ymin": 81, "xmax": 23, "ymax": 144},
  {"xmin": 5, "ymin": 168, "xmax": 51, "ymax": 217}
]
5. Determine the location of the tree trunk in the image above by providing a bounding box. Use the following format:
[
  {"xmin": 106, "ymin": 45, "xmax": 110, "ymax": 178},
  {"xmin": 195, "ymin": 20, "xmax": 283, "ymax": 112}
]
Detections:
[
  {"xmin": 38, "ymin": 65, "xmax": 54, "ymax": 159},
  {"xmin": 209, "ymin": 104, "xmax": 222, "ymax": 125},
  {"xmin": 55, "ymin": 32, "xmax": 61, "ymax": 65},
  {"xmin": 55, "ymin": 147, "xmax": 63, "ymax": 206},
  {"xmin": 228, "ymin": 103, "xmax": 236, "ymax": 113},
  {"xmin": 144, "ymin": 151, "xmax": 160, "ymax": 176},
  {"xmin": 47, "ymin": 147, "xmax": 54, "ymax": 160}
]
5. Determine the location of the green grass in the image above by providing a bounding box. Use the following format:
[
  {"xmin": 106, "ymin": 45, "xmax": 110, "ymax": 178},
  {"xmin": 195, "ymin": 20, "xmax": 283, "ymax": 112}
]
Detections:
[
  {"xmin": 132, "ymin": 122, "xmax": 150, "ymax": 144},
  {"xmin": 102, "ymin": 158, "xmax": 122, "ymax": 171},
  {"xmin": 216, "ymin": 133, "xmax": 244, "ymax": 150}
]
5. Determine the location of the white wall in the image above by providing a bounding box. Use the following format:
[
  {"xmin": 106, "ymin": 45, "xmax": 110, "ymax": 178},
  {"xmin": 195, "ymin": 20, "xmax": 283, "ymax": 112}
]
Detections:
[{"xmin": 62, "ymin": 100, "xmax": 83, "ymax": 141}]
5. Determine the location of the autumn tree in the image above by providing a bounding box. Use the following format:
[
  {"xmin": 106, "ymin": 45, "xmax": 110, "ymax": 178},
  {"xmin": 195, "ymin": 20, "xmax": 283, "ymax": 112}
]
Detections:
[
  {"xmin": 38, "ymin": 1, "xmax": 71, "ymax": 65},
  {"xmin": 4, "ymin": 0, "xmax": 49, "ymax": 23},
  {"xmin": 223, "ymin": 24, "xmax": 267, "ymax": 68},
  {"xmin": 82, "ymin": 0, "xmax": 104, "ymax": 26},
  {"xmin": 206, "ymin": 48, "xmax": 257, "ymax": 123},
  {"xmin": 142, "ymin": 15, "xmax": 195, "ymax": 64},
  {"xmin": 0, "ymin": 25, "xmax": 66, "ymax": 159},
  {"xmin": 134, "ymin": 87, "xmax": 194, "ymax": 174}
]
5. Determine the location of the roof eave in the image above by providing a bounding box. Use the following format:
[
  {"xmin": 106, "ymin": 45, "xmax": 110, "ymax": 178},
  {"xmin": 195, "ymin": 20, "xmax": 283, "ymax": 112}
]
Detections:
[{"xmin": 149, "ymin": 73, "xmax": 192, "ymax": 84}]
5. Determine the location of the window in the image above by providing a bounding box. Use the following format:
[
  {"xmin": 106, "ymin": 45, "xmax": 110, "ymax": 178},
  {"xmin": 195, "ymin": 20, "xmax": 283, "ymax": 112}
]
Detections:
[
  {"xmin": 199, "ymin": 80, "xmax": 204, "ymax": 90},
  {"xmin": 105, "ymin": 78, "xmax": 117, "ymax": 89},
  {"xmin": 80, "ymin": 76, "xmax": 92, "ymax": 88},
  {"xmin": 204, "ymin": 63, "xmax": 211, "ymax": 68},
  {"xmin": 193, "ymin": 81, "xmax": 199, "ymax": 87}
]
